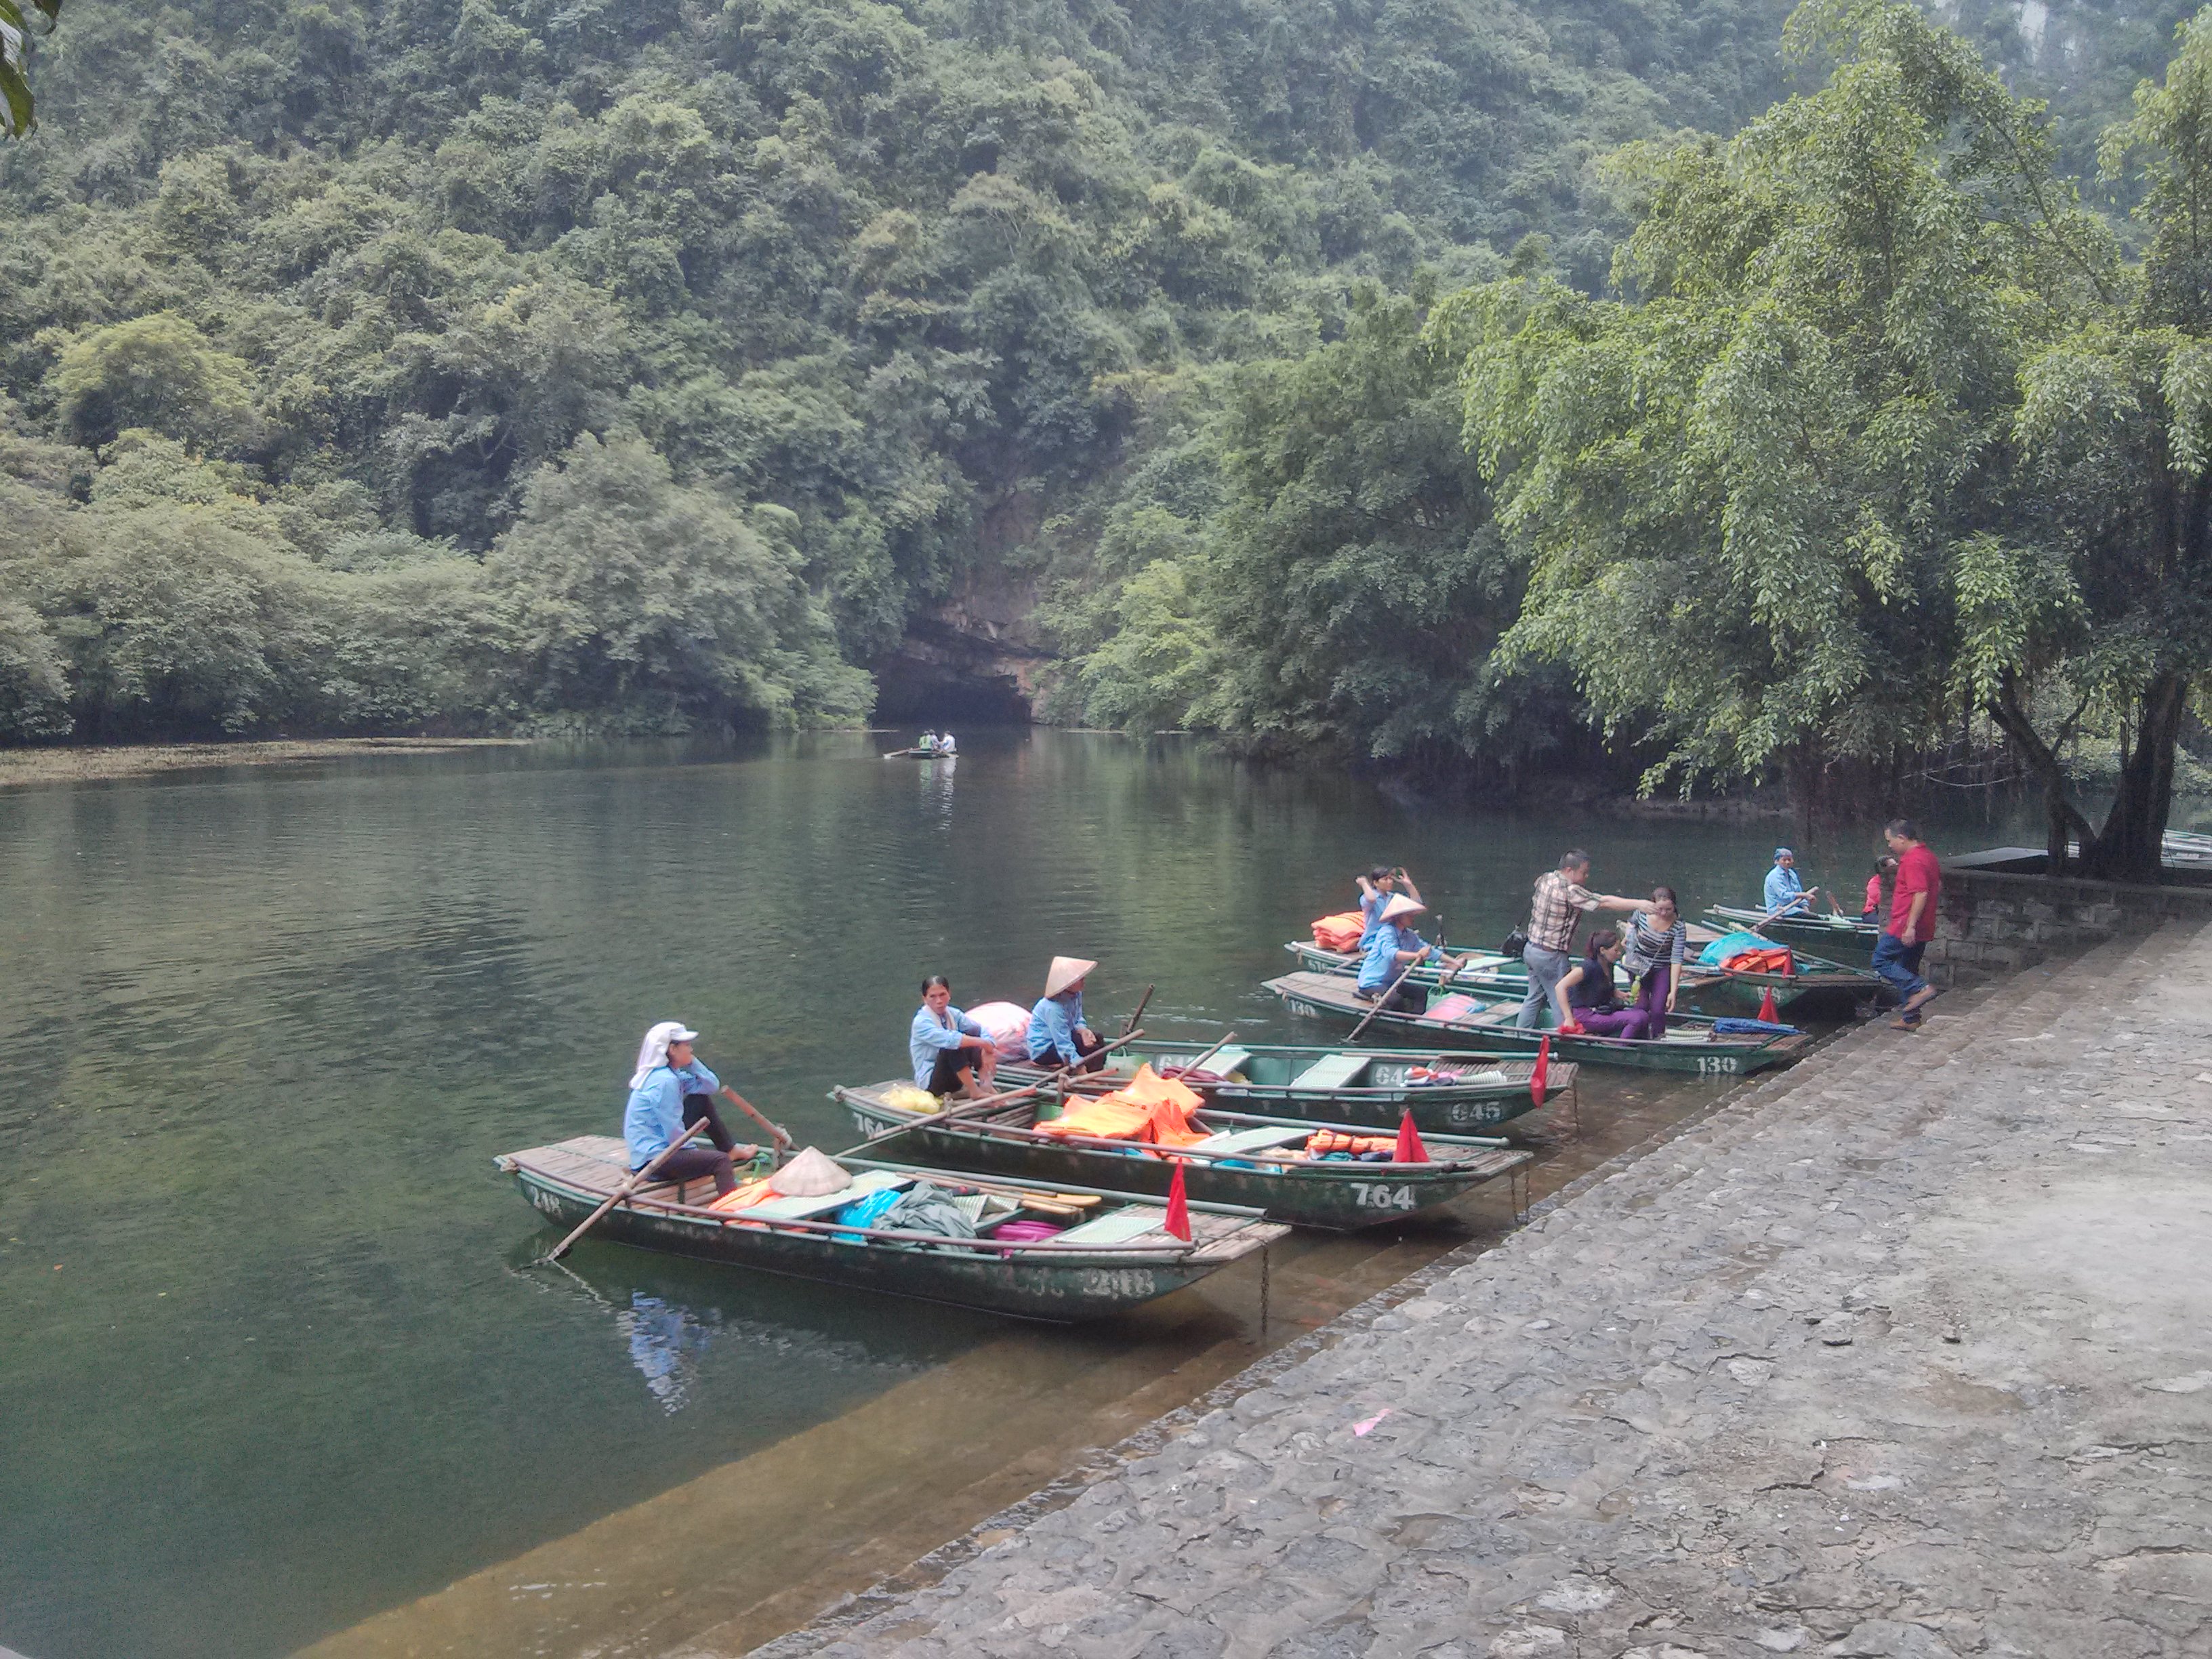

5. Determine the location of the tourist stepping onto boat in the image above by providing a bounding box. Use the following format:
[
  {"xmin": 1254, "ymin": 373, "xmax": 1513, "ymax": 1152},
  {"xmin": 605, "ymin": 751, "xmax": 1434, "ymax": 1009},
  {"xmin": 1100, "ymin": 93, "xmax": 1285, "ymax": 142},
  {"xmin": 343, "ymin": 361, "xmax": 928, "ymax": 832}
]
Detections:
[
  {"xmin": 1619, "ymin": 886, "xmax": 1686, "ymax": 1036},
  {"xmin": 1555, "ymin": 928, "xmax": 1657, "ymax": 1039},
  {"xmin": 1516, "ymin": 851, "xmax": 1653, "ymax": 1029},
  {"xmin": 1862, "ymin": 855, "xmax": 1896, "ymax": 922},
  {"xmin": 621, "ymin": 1021, "xmax": 758, "ymax": 1197},
  {"xmin": 911, "ymin": 974, "xmax": 998, "ymax": 1099},
  {"xmin": 1357, "ymin": 895, "xmax": 1469, "ymax": 1013},
  {"xmin": 1875, "ymin": 821, "xmax": 1942, "ymax": 1029},
  {"xmin": 1763, "ymin": 848, "xmax": 1820, "ymax": 918},
  {"xmin": 1029, "ymin": 956, "xmax": 1107, "ymax": 1073},
  {"xmin": 1355, "ymin": 864, "xmax": 1422, "ymax": 950}
]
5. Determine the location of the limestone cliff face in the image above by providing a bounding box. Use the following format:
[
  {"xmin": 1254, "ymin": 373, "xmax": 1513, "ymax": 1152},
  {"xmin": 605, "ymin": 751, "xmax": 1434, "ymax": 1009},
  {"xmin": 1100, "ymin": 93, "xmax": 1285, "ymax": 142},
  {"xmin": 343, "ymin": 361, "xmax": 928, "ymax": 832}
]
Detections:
[{"xmin": 872, "ymin": 490, "xmax": 1055, "ymax": 722}]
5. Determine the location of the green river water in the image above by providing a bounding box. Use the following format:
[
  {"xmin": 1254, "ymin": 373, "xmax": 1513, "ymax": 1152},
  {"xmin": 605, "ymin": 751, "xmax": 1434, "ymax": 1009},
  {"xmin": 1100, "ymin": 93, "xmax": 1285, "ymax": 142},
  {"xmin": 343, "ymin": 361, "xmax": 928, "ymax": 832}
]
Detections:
[{"xmin": 0, "ymin": 731, "xmax": 2026, "ymax": 1658}]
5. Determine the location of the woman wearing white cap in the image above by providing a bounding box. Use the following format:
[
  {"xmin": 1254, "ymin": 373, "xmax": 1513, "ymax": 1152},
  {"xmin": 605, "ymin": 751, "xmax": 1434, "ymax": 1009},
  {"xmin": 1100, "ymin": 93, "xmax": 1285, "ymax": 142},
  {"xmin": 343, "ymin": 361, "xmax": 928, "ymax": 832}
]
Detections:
[
  {"xmin": 1027, "ymin": 956, "xmax": 1105, "ymax": 1073},
  {"xmin": 621, "ymin": 1021, "xmax": 757, "ymax": 1196}
]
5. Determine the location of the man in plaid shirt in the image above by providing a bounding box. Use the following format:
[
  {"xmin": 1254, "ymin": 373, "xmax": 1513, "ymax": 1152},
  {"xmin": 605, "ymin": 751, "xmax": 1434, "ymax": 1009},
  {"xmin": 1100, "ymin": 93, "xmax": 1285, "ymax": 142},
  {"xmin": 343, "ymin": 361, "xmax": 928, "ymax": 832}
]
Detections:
[{"xmin": 1518, "ymin": 851, "xmax": 1654, "ymax": 1029}]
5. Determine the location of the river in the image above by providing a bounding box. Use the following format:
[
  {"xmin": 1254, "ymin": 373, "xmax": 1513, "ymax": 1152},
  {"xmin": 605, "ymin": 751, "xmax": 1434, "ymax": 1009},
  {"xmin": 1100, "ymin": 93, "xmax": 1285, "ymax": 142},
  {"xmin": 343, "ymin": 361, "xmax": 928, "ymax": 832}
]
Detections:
[{"xmin": 0, "ymin": 731, "xmax": 2011, "ymax": 1658}]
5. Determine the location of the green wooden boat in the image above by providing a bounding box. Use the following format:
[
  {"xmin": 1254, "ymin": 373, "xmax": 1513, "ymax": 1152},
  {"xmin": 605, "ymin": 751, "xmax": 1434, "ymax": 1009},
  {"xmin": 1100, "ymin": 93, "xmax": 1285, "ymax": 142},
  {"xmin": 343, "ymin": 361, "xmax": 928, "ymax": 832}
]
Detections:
[
  {"xmin": 1294, "ymin": 927, "xmax": 1877, "ymax": 1013},
  {"xmin": 1676, "ymin": 924, "xmax": 1889, "ymax": 1012},
  {"xmin": 984, "ymin": 1038, "xmax": 1577, "ymax": 1132},
  {"xmin": 1704, "ymin": 904, "xmax": 1882, "ymax": 964},
  {"xmin": 499, "ymin": 1134, "xmax": 1287, "ymax": 1323},
  {"xmin": 832, "ymin": 1085, "xmax": 1534, "ymax": 1230},
  {"xmin": 1286, "ymin": 939, "xmax": 1551, "ymax": 996},
  {"xmin": 1263, "ymin": 970, "xmax": 1812, "ymax": 1076}
]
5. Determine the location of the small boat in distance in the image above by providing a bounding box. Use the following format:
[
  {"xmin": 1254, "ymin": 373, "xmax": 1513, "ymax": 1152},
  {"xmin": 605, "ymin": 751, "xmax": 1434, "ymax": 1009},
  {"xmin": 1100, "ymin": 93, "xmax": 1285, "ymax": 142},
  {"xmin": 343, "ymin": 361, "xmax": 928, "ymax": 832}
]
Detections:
[
  {"xmin": 499, "ymin": 1134, "xmax": 1286, "ymax": 1322},
  {"xmin": 1702, "ymin": 905, "xmax": 1883, "ymax": 964}
]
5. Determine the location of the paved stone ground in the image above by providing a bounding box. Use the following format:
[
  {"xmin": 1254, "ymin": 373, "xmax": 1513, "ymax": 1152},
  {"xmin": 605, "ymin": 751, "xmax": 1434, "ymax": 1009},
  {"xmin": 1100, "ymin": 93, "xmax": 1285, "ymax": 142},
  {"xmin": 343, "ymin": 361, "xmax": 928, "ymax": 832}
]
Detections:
[{"xmin": 748, "ymin": 919, "xmax": 2212, "ymax": 1659}]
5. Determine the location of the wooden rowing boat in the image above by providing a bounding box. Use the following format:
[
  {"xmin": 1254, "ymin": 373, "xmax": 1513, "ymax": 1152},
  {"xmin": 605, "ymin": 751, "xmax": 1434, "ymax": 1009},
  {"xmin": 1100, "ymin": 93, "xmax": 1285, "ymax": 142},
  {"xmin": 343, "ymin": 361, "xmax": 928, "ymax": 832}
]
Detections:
[
  {"xmin": 1703, "ymin": 904, "xmax": 1881, "ymax": 964},
  {"xmin": 832, "ymin": 1087, "xmax": 1534, "ymax": 1231},
  {"xmin": 1292, "ymin": 926, "xmax": 1878, "ymax": 1014},
  {"xmin": 499, "ymin": 1135, "xmax": 1287, "ymax": 1322},
  {"xmin": 982, "ymin": 1038, "xmax": 1576, "ymax": 1133},
  {"xmin": 1262, "ymin": 971, "xmax": 1811, "ymax": 1076}
]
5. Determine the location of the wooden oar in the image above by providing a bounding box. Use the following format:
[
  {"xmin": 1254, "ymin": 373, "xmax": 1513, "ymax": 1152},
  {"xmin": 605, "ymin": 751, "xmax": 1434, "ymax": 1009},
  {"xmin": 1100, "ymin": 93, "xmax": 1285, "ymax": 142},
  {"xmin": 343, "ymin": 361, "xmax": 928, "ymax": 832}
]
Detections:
[
  {"xmin": 1160, "ymin": 1030, "xmax": 1237, "ymax": 1081},
  {"xmin": 1122, "ymin": 983, "xmax": 1155, "ymax": 1037},
  {"xmin": 720, "ymin": 1086, "xmax": 794, "ymax": 1164},
  {"xmin": 537, "ymin": 1123, "xmax": 716, "ymax": 1265},
  {"xmin": 1347, "ymin": 919, "xmax": 1460, "ymax": 1042}
]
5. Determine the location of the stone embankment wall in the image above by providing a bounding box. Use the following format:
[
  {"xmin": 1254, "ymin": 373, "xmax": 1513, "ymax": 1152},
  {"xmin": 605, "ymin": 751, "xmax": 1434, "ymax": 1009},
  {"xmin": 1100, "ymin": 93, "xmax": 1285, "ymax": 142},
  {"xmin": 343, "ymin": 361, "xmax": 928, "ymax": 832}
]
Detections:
[
  {"xmin": 756, "ymin": 920, "xmax": 2212, "ymax": 1659},
  {"xmin": 1929, "ymin": 865, "xmax": 2212, "ymax": 981}
]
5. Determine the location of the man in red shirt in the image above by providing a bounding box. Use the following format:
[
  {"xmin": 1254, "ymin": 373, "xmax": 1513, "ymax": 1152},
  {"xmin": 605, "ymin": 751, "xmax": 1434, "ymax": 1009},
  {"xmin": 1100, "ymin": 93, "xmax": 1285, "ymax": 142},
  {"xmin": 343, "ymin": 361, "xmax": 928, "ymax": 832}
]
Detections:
[{"xmin": 1875, "ymin": 818, "xmax": 1942, "ymax": 1029}]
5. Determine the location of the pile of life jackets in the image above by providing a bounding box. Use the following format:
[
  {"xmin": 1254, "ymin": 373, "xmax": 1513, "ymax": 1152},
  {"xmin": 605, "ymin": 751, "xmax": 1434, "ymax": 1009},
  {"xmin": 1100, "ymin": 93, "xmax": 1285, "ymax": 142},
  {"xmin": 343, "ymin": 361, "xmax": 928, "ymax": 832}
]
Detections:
[
  {"xmin": 1032, "ymin": 1064, "xmax": 1210, "ymax": 1148},
  {"xmin": 1311, "ymin": 912, "xmax": 1366, "ymax": 953}
]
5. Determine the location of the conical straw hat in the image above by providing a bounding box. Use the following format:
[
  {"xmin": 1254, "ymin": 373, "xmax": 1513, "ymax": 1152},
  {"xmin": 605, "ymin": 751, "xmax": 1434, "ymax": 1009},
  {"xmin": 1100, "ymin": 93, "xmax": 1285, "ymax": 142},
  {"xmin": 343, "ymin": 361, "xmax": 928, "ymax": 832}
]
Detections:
[
  {"xmin": 767, "ymin": 1147, "xmax": 850, "ymax": 1197},
  {"xmin": 1045, "ymin": 956, "xmax": 1097, "ymax": 998},
  {"xmin": 1380, "ymin": 894, "xmax": 1427, "ymax": 924}
]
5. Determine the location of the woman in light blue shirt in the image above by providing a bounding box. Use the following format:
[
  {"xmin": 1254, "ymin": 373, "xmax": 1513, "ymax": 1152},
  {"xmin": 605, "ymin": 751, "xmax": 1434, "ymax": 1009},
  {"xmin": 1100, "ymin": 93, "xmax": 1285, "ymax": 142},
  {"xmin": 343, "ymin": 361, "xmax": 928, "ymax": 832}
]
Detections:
[
  {"xmin": 1027, "ymin": 955, "xmax": 1106, "ymax": 1073},
  {"xmin": 911, "ymin": 975, "xmax": 998, "ymax": 1097},
  {"xmin": 621, "ymin": 1021, "xmax": 757, "ymax": 1197}
]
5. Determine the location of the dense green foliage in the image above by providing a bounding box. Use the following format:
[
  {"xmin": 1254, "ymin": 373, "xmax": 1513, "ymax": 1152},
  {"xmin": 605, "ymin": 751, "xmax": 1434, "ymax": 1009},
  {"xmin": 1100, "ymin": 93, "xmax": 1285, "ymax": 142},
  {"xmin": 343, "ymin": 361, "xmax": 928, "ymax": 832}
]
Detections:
[
  {"xmin": 0, "ymin": 0, "xmax": 1810, "ymax": 739},
  {"xmin": 1443, "ymin": 0, "xmax": 2212, "ymax": 876}
]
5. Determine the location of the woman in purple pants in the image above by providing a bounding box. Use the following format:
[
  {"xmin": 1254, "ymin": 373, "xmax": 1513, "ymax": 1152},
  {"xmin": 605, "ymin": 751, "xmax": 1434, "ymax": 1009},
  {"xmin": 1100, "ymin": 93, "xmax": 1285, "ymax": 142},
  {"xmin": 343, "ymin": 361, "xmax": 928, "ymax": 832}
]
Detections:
[
  {"xmin": 1555, "ymin": 929, "xmax": 1658, "ymax": 1039},
  {"xmin": 1618, "ymin": 887, "xmax": 1686, "ymax": 1038}
]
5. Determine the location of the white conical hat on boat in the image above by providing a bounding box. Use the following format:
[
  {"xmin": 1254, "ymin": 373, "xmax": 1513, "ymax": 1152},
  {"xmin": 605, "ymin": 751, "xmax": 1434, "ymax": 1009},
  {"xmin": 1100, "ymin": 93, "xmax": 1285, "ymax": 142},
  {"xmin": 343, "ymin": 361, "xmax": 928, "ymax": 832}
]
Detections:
[
  {"xmin": 767, "ymin": 1147, "xmax": 849, "ymax": 1197},
  {"xmin": 1045, "ymin": 956, "xmax": 1096, "ymax": 998},
  {"xmin": 1380, "ymin": 895, "xmax": 1427, "ymax": 924}
]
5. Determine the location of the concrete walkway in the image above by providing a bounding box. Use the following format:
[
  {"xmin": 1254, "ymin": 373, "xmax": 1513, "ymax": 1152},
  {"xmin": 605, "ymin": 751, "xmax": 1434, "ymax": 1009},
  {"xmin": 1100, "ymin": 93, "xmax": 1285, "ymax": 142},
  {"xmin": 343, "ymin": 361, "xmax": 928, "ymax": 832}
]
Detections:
[{"xmin": 751, "ymin": 921, "xmax": 2212, "ymax": 1659}]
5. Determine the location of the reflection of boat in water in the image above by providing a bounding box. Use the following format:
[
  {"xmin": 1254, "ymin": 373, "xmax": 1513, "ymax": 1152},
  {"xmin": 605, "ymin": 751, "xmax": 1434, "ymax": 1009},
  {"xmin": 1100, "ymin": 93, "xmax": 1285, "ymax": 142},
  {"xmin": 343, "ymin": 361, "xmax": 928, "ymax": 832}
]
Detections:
[{"xmin": 531, "ymin": 1254, "xmax": 955, "ymax": 1414}]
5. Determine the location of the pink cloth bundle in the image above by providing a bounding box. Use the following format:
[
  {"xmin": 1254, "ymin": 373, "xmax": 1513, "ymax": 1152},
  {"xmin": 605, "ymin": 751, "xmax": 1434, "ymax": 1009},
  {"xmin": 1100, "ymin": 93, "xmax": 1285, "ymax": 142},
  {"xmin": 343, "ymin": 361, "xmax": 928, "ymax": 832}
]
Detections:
[{"xmin": 991, "ymin": 1220, "xmax": 1065, "ymax": 1242}]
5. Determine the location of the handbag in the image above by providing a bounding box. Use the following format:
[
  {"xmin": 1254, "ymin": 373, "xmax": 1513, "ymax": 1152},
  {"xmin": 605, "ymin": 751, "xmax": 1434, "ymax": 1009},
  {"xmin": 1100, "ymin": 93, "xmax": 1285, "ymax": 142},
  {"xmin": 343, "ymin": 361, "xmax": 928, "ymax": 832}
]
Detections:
[{"xmin": 1499, "ymin": 924, "xmax": 1530, "ymax": 960}]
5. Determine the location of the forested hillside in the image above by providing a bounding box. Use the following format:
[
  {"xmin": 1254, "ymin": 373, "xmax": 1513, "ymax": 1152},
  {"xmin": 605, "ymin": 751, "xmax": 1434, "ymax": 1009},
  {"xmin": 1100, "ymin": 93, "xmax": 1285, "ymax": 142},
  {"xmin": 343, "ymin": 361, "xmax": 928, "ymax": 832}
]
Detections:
[
  {"xmin": 0, "ymin": 0, "xmax": 1808, "ymax": 739},
  {"xmin": 1, "ymin": 0, "xmax": 2205, "ymax": 861}
]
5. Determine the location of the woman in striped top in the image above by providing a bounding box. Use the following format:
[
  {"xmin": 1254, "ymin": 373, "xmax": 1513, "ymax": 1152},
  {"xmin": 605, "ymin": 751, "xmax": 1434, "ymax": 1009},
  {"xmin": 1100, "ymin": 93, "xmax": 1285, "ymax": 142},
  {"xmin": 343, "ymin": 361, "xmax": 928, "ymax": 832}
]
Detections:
[{"xmin": 1618, "ymin": 886, "xmax": 1685, "ymax": 1038}]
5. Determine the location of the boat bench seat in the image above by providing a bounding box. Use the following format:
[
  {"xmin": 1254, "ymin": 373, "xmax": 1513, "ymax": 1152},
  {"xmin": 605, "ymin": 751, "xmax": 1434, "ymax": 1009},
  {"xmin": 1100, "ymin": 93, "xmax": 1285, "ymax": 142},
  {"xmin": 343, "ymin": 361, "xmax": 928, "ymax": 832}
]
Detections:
[
  {"xmin": 1291, "ymin": 1052, "xmax": 1372, "ymax": 1089},
  {"xmin": 1191, "ymin": 1126, "xmax": 1311, "ymax": 1154},
  {"xmin": 1200, "ymin": 1046, "xmax": 1254, "ymax": 1078},
  {"xmin": 1054, "ymin": 1206, "xmax": 1169, "ymax": 1244}
]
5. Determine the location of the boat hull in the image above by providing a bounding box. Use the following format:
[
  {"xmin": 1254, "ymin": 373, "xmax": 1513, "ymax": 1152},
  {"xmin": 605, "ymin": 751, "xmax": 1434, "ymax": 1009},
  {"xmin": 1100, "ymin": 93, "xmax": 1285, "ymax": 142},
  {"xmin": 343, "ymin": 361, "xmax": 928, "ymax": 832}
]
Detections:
[
  {"xmin": 835, "ymin": 1092, "xmax": 1533, "ymax": 1230},
  {"xmin": 504, "ymin": 1141, "xmax": 1282, "ymax": 1322},
  {"xmin": 1263, "ymin": 972, "xmax": 1809, "ymax": 1076},
  {"xmin": 987, "ymin": 1044, "xmax": 1573, "ymax": 1134}
]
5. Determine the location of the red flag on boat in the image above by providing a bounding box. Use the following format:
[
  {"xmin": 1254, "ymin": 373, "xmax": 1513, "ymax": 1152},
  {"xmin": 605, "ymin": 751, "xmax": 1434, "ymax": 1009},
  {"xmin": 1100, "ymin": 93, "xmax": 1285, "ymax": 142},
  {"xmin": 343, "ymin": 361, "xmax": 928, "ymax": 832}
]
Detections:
[
  {"xmin": 1394, "ymin": 1109, "xmax": 1428, "ymax": 1164},
  {"xmin": 1530, "ymin": 1034, "xmax": 1551, "ymax": 1107},
  {"xmin": 1164, "ymin": 1160, "xmax": 1192, "ymax": 1240},
  {"xmin": 1757, "ymin": 985, "xmax": 1779, "ymax": 1023}
]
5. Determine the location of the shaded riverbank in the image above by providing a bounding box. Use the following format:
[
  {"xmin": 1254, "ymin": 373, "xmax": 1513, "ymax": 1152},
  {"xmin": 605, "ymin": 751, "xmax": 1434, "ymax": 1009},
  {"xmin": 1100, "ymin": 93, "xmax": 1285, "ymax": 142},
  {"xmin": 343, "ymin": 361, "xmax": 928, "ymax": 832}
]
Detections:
[{"xmin": 0, "ymin": 736, "xmax": 529, "ymax": 790}]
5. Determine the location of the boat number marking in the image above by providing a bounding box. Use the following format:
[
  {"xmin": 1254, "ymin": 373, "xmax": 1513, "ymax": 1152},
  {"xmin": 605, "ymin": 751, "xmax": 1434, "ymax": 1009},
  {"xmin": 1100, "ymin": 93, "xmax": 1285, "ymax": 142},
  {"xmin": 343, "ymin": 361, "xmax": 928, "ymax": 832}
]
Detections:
[
  {"xmin": 1077, "ymin": 1268, "xmax": 1158, "ymax": 1298},
  {"xmin": 1695, "ymin": 1055, "xmax": 1741, "ymax": 1074},
  {"xmin": 1370, "ymin": 1065, "xmax": 1406, "ymax": 1086},
  {"xmin": 1356, "ymin": 1185, "xmax": 1417, "ymax": 1211},
  {"xmin": 1288, "ymin": 1000, "xmax": 1320, "ymax": 1018}
]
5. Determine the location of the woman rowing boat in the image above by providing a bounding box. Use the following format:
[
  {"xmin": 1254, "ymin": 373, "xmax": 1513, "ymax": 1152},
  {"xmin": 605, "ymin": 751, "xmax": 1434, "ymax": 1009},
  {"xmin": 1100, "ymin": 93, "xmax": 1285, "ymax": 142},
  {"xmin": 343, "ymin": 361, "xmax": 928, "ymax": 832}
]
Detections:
[
  {"xmin": 910, "ymin": 974, "xmax": 998, "ymax": 1099},
  {"xmin": 621, "ymin": 1021, "xmax": 759, "ymax": 1197},
  {"xmin": 1357, "ymin": 895, "xmax": 1471, "ymax": 1013},
  {"xmin": 1028, "ymin": 955, "xmax": 1107, "ymax": 1073}
]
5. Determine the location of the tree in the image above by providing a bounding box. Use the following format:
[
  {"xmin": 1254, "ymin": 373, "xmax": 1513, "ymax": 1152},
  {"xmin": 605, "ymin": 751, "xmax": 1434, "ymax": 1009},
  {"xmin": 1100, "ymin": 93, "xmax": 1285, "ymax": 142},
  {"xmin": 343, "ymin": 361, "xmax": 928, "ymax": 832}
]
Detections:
[
  {"xmin": 485, "ymin": 432, "xmax": 872, "ymax": 729},
  {"xmin": 49, "ymin": 312, "xmax": 258, "ymax": 453},
  {"xmin": 1446, "ymin": 0, "xmax": 2209, "ymax": 874},
  {"xmin": 0, "ymin": 0, "xmax": 60, "ymax": 138}
]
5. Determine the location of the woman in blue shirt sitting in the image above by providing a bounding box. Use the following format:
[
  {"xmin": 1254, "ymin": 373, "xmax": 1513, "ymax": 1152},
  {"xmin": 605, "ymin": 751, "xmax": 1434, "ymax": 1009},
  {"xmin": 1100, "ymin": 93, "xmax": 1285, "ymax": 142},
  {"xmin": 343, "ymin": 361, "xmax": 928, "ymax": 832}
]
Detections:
[
  {"xmin": 911, "ymin": 975, "xmax": 998, "ymax": 1098},
  {"xmin": 1357, "ymin": 895, "xmax": 1471, "ymax": 1013},
  {"xmin": 1028, "ymin": 956, "xmax": 1107, "ymax": 1073},
  {"xmin": 621, "ymin": 1021, "xmax": 758, "ymax": 1197}
]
